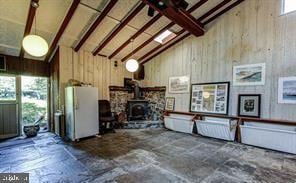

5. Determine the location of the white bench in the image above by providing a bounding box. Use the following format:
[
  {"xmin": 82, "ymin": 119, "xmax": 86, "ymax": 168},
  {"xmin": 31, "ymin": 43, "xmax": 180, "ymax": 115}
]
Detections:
[
  {"xmin": 240, "ymin": 122, "xmax": 296, "ymax": 154},
  {"xmin": 164, "ymin": 114, "xmax": 194, "ymax": 134},
  {"xmin": 195, "ymin": 117, "xmax": 237, "ymax": 141}
]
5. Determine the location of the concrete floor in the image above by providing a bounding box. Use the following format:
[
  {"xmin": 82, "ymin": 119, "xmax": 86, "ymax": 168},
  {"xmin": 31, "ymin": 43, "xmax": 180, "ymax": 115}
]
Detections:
[{"xmin": 1, "ymin": 128, "xmax": 296, "ymax": 183}]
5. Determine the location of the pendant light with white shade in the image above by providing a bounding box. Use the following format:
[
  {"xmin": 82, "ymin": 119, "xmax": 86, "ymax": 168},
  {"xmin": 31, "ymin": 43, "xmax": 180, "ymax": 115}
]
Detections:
[
  {"xmin": 22, "ymin": 1, "xmax": 48, "ymax": 57},
  {"xmin": 125, "ymin": 39, "xmax": 139, "ymax": 72}
]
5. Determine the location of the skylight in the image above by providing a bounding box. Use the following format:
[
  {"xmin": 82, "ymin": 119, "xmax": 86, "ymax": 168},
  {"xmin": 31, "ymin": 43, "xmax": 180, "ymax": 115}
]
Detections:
[
  {"xmin": 283, "ymin": 0, "xmax": 296, "ymax": 14},
  {"xmin": 154, "ymin": 30, "xmax": 176, "ymax": 44}
]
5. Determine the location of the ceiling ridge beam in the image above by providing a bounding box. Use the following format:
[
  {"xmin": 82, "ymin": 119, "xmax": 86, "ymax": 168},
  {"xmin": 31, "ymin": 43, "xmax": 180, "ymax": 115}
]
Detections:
[
  {"xmin": 74, "ymin": 0, "xmax": 118, "ymax": 52},
  {"xmin": 141, "ymin": 0, "xmax": 245, "ymax": 64},
  {"xmin": 19, "ymin": 0, "xmax": 39, "ymax": 58},
  {"xmin": 92, "ymin": 2, "xmax": 146, "ymax": 56},
  {"xmin": 46, "ymin": 0, "xmax": 80, "ymax": 62},
  {"xmin": 121, "ymin": 0, "xmax": 207, "ymax": 62},
  {"xmin": 108, "ymin": 13, "xmax": 162, "ymax": 59},
  {"xmin": 142, "ymin": 0, "xmax": 204, "ymax": 37}
]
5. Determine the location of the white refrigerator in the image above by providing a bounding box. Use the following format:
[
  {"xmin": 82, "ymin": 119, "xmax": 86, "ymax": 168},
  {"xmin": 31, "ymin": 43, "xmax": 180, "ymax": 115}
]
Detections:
[{"xmin": 65, "ymin": 86, "xmax": 99, "ymax": 141}]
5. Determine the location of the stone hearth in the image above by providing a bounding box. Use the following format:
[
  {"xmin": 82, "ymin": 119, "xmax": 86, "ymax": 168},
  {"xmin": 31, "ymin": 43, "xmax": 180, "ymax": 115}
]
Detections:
[{"xmin": 109, "ymin": 86, "xmax": 166, "ymax": 121}]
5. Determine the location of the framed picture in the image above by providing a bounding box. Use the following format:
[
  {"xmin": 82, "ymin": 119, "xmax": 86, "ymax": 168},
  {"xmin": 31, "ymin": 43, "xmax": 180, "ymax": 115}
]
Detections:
[
  {"xmin": 278, "ymin": 77, "xmax": 296, "ymax": 104},
  {"xmin": 233, "ymin": 63, "xmax": 266, "ymax": 86},
  {"xmin": 165, "ymin": 97, "xmax": 175, "ymax": 111},
  {"xmin": 190, "ymin": 82, "xmax": 230, "ymax": 115},
  {"xmin": 169, "ymin": 75, "xmax": 190, "ymax": 93},
  {"xmin": 238, "ymin": 94, "xmax": 261, "ymax": 118}
]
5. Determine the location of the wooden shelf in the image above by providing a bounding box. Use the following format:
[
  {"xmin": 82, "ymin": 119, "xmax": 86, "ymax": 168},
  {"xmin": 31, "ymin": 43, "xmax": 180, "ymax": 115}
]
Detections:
[{"xmin": 164, "ymin": 110, "xmax": 296, "ymax": 126}]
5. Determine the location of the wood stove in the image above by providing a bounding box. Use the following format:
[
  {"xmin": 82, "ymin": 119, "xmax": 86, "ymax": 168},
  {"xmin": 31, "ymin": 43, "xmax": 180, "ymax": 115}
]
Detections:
[{"xmin": 127, "ymin": 100, "xmax": 148, "ymax": 121}]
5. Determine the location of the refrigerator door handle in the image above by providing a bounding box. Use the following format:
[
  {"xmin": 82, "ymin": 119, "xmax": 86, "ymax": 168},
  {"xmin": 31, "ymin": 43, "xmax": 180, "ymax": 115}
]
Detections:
[{"xmin": 74, "ymin": 91, "xmax": 79, "ymax": 110}]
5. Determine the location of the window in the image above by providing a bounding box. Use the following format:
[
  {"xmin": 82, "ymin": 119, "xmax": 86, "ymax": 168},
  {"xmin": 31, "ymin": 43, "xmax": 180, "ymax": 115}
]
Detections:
[
  {"xmin": 0, "ymin": 76, "xmax": 16, "ymax": 101},
  {"xmin": 154, "ymin": 30, "xmax": 176, "ymax": 44},
  {"xmin": 282, "ymin": 0, "xmax": 296, "ymax": 14}
]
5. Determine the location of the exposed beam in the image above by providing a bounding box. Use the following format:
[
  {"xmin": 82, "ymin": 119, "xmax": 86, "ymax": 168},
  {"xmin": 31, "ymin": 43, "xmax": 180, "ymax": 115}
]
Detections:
[
  {"xmin": 92, "ymin": 2, "xmax": 146, "ymax": 56},
  {"xmin": 74, "ymin": 0, "xmax": 118, "ymax": 52},
  {"xmin": 141, "ymin": 0, "xmax": 245, "ymax": 64},
  {"xmin": 121, "ymin": 22, "xmax": 174, "ymax": 62},
  {"xmin": 202, "ymin": 0, "xmax": 244, "ymax": 25},
  {"xmin": 19, "ymin": 0, "xmax": 39, "ymax": 58},
  {"xmin": 141, "ymin": 0, "xmax": 204, "ymax": 36},
  {"xmin": 46, "ymin": 0, "xmax": 80, "ymax": 62},
  {"xmin": 138, "ymin": 29, "xmax": 185, "ymax": 61},
  {"xmin": 140, "ymin": 32, "xmax": 190, "ymax": 64},
  {"xmin": 197, "ymin": 0, "xmax": 231, "ymax": 22},
  {"xmin": 121, "ymin": 0, "xmax": 207, "ymax": 62},
  {"xmin": 108, "ymin": 13, "xmax": 162, "ymax": 59}
]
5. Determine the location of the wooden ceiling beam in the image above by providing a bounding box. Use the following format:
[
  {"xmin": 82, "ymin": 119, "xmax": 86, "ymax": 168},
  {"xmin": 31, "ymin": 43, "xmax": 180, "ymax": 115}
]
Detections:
[
  {"xmin": 108, "ymin": 13, "xmax": 162, "ymax": 59},
  {"xmin": 202, "ymin": 0, "xmax": 244, "ymax": 25},
  {"xmin": 121, "ymin": 0, "xmax": 207, "ymax": 62},
  {"xmin": 92, "ymin": 2, "xmax": 146, "ymax": 56},
  {"xmin": 141, "ymin": 0, "xmax": 245, "ymax": 64},
  {"xmin": 197, "ymin": 0, "xmax": 231, "ymax": 22},
  {"xmin": 74, "ymin": 0, "xmax": 118, "ymax": 52},
  {"xmin": 138, "ymin": 29, "xmax": 186, "ymax": 61},
  {"xmin": 19, "ymin": 0, "xmax": 39, "ymax": 58},
  {"xmin": 46, "ymin": 0, "xmax": 80, "ymax": 62},
  {"xmin": 141, "ymin": 0, "xmax": 204, "ymax": 37},
  {"xmin": 140, "ymin": 32, "xmax": 190, "ymax": 64}
]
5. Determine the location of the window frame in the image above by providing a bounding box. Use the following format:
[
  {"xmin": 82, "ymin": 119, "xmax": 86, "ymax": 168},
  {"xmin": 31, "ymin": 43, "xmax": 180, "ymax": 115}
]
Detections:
[{"xmin": 281, "ymin": 0, "xmax": 296, "ymax": 15}]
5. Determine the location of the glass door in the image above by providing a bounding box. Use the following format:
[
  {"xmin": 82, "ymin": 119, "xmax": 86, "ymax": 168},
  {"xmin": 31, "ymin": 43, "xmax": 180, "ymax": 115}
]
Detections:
[
  {"xmin": 0, "ymin": 75, "xmax": 19, "ymax": 139},
  {"xmin": 21, "ymin": 76, "xmax": 48, "ymax": 132}
]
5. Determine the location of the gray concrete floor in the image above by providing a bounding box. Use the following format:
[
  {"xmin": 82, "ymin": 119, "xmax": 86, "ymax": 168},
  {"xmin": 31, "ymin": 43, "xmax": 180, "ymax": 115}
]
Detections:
[{"xmin": 1, "ymin": 128, "xmax": 296, "ymax": 183}]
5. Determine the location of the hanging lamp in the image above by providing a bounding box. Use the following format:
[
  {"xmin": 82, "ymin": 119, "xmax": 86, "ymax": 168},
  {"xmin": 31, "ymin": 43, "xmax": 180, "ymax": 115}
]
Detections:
[
  {"xmin": 22, "ymin": 1, "xmax": 48, "ymax": 57},
  {"xmin": 125, "ymin": 39, "xmax": 139, "ymax": 72}
]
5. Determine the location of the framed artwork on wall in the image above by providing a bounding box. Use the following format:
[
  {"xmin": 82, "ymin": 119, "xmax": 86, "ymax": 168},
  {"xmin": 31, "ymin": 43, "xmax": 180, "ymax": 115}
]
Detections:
[
  {"xmin": 233, "ymin": 63, "xmax": 266, "ymax": 86},
  {"xmin": 278, "ymin": 77, "xmax": 296, "ymax": 104},
  {"xmin": 165, "ymin": 97, "xmax": 175, "ymax": 111},
  {"xmin": 190, "ymin": 82, "xmax": 230, "ymax": 115},
  {"xmin": 238, "ymin": 94, "xmax": 261, "ymax": 118},
  {"xmin": 169, "ymin": 75, "xmax": 190, "ymax": 93}
]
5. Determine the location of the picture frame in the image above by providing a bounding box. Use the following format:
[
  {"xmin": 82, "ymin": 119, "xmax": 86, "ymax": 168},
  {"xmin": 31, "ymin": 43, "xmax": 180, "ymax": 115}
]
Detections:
[
  {"xmin": 278, "ymin": 77, "xmax": 296, "ymax": 104},
  {"xmin": 238, "ymin": 94, "xmax": 261, "ymax": 118},
  {"xmin": 190, "ymin": 82, "xmax": 230, "ymax": 115},
  {"xmin": 169, "ymin": 75, "xmax": 190, "ymax": 93},
  {"xmin": 233, "ymin": 63, "xmax": 266, "ymax": 86},
  {"xmin": 165, "ymin": 97, "xmax": 175, "ymax": 111}
]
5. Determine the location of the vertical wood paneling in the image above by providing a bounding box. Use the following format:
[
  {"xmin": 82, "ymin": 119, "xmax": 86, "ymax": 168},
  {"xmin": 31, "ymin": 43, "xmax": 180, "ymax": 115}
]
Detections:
[
  {"xmin": 58, "ymin": 45, "xmax": 132, "ymax": 110},
  {"xmin": 142, "ymin": 0, "xmax": 296, "ymax": 121}
]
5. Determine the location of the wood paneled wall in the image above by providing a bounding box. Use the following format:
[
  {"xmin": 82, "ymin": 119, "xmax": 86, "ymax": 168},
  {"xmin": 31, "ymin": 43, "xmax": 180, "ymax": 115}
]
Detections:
[
  {"xmin": 141, "ymin": 0, "xmax": 296, "ymax": 121},
  {"xmin": 58, "ymin": 45, "xmax": 132, "ymax": 111},
  {"xmin": 0, "ymin": 55, "xmax": 49, "ymax": 77},
  {"xmin": 49, "ymin": 48, "xmax": 60, "ymax": 131}
]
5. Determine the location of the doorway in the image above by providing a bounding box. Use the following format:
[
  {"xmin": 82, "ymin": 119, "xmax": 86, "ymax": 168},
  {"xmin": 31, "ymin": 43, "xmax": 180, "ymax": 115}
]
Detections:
[
  {"xmin": 0, "ymin": 75, "xmax": 19, "ymax": 139},
  {"xmin": 21, "ymin": 76, "xmax": 48, "ymax": 132}
]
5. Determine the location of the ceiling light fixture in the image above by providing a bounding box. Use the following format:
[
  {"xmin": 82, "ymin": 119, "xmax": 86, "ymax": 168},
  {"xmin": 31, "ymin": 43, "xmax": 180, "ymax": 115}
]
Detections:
[
  {"xmin": 22, "ymin": 1, "xmax": 48, "ymax": 57},
  {"xmin": 126, "ymin": 39, "xmax": 139, "ymax": 72}
]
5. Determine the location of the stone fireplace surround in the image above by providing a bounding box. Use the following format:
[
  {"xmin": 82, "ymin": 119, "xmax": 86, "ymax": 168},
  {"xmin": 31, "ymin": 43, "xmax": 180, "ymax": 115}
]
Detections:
[{"xmin": 109, "ymin": 86, "xmax": 166, "ymax": 121}]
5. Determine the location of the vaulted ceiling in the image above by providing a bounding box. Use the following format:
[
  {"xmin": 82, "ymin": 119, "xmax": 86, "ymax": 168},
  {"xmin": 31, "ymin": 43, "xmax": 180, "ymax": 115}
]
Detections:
[{"xmin": 0, "ymin": 0, "xmax": 244, "ymax": 64}]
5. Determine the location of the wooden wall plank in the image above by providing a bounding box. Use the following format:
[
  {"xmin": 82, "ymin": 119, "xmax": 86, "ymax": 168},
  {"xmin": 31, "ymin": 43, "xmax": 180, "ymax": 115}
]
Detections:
[
  {"xmin": 0, "ymin": 55, "xmax": 50, "ymax": 77},
  {"xmin": 141, "ymin": 0, "xmax": 296, "ymax": 121},
  {"xmin": 57, "ymin": 45, "xmax": 132, "ymax": 110}
]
